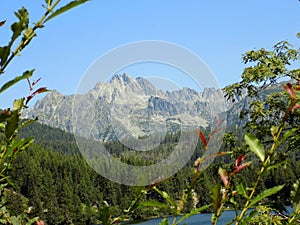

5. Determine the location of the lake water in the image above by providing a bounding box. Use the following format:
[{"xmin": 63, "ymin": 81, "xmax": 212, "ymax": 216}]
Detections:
[
  {"xmin": 128, "ymin": 210, "xmax": 237, "ymax": 225},
  {"xmin": 128, "ymin": 206, "xmax": 293, "ymax": 225}
]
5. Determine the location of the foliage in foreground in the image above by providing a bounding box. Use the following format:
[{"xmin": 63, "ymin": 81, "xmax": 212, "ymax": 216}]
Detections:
[
  {"xmin": 0, "ymin": 1, "xmax": 300, "ymax": 225},
  {"xmin": 100, "ymin": 35, "xmax": 300, "ymax": 225},
  {"xmin": 0, "ymin": 1, "xmax": 88, "ymax": 224}
]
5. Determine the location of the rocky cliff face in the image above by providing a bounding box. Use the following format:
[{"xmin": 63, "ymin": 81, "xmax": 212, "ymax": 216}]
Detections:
[{"xmin": 23, "ymin": 73, "xmax": 231, "ymax": 142}]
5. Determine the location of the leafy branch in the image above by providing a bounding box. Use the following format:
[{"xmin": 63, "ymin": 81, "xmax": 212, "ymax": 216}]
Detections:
[{"xmin": 0, "ymin": 1, "xmax": 89, "ymax": 224}]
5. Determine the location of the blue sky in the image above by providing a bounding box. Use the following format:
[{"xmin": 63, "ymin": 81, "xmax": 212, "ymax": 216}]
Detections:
[{"xmin": 1, "ymin": 0, "xmax": 300, "ymax": 108}]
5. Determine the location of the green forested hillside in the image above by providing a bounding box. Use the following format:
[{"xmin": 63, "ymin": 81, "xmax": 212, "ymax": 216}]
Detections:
[{"xmin": 4, "ymin": 122, "xmax": 298, "ymax": 224}]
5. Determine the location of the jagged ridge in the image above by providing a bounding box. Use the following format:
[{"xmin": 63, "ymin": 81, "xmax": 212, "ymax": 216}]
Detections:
[{"xmin": 24, "ymin": 73, "xmax": 230, "ymax": 142}]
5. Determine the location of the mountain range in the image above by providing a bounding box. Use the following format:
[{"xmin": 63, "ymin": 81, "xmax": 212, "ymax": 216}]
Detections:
[{"xmin": 23, "ymin": 73, "xmax": 232, "ymax": 142}]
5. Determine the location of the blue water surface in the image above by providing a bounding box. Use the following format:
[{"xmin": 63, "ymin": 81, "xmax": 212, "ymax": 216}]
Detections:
[
  {"xmin": 129, "ymin": 210, "xmax": 236, "ymax": 225},
  {"xmin": 128, "ymin": 206, "xmax": 293, "ymax": 225}
]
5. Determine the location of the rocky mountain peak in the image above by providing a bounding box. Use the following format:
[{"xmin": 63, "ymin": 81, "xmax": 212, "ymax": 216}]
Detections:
[
  {"xmin": 109, "ymin": 73, "xmax": 132, "ymax": 85},
  {"xmin": 24, "ymin": 73, "xmax": 231, "ymax": 141}
]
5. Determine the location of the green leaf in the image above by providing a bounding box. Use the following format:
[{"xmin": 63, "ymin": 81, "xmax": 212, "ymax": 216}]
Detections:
[
  {"xmin": 13, "ymin": 98, "xmax": 24, "ymax": 111},
  {"xmin": 26, "ymin": 217, "xmax": 39, "ymax": 225},
  {"xmin": 124, "ymin": 190, "xmax": 147, "ymax": 213},
  {"xmin": 249, "ymin": 185, "xmax": 285, "ymax": 208},
  {"xmin": 266, "ymin": 160, "xmax": 287, "ymax": 171},
  {"xmin": 11, "ymin": 7, "xmax": 29, "ymax": 40},
  {"xmin": 0, "ymin": 70, "xmax": 34, "ymax": 94},
  {"xmin": 175, "ymin": 204, "xmax": 210, "ymax": 224},
  {"xmin": 0, "ymin": 46, "xmax": 10, "ymax": 68},
  {"xmin": 270, "ymin": 126, "xmax": 279, "ymax": 138},
  {"xmin": 99, "ymin": 205, "xmax": 110, "ymax": 225},
  {"xmin": 236, "ymin": 181, "xmax": 248, "ymax": 199},
  {"xmin": 4, "ymin": 98, "xmax": 24, "ymax": 139},
  {"xmin": 276, "ymin": 128, "xmax": 298, "ymax": 148},
  {"xmin": 229, "ymin": 197, "xmax": 238, "ymax": 213},
  {"xmin": 159, "ymin": 218, "xmax": 169, "ymax": 225},
  {"xmin": 12, "ymin": 138, "xmax": 34, "ymax": 151},
  {"xmin": 291, "ymin": 179, "xmax": 300, "ymax": 212},
  {"xmin": 45, "ymin": 0, "xmax": 53, "ymax": 7},
  {"xmin": 45, "ymin": 0, "xmax": 90, "ymax": 23},
  {"xmin": 10, "ymin": 216, "xmax": 21, "ymax": 225},
  {"xmin": 153, "ymin": 187, "xmax": 177, "ymax": 208},
  {"xmin": 245, "ymin": 134, "xmax": 265, "ymax": 162},
  {"xmin": 6, "ymin": 177, "xmax": 16, "ymax": 188},
  {"xmin": 5, "ymin": 110, "xmax": 19, "ymax": 140},
  {"xmin": 139, "ymin": 200, "xmax": 167, "ymax": 208},
  {"xmin": 1, "ymin": 7, "xmax": 30, "ymax": 67},
  {"xmin": 211, "ymin": 184, "xmax": 222, "ymax": 213},
  {"xmin": 2, "ymin": 138, "xmax": 33, "ymax": 164},
  {"xmin": 12, "ymin": 8, "xmax": 29, "ymax": 29}
]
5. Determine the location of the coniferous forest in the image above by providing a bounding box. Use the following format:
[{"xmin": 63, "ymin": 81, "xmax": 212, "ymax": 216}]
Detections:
[{"xmin": 1, "ymin": 121, "xmax": 295, "ymax": 224}]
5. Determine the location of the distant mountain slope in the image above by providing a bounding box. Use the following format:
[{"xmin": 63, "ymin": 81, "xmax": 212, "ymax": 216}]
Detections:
[
  {"xmin": 23, "ymin": 73, "xmax": 230, "ymax": 142},
  {"xmin": 19, "ymin": 122, "xmax": 79, "ymax": 154}
]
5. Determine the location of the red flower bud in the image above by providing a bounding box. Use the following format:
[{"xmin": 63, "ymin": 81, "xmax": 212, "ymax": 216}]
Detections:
[
  {"xmin": 196, "ymin": 130, "xmax": 208, "ymax": 150},
  {"xmin": 218, "ymin": 167, "xmax": 229, "ymax": 186},
  {"xmin": 291, "ymin": 104, "xmax": 300, "ymax": 111},
  {"xmin": 284, "ymin": 83, "xmax": 295, "ymax": 99},
  {"xmin": 231, "ymin": 155, "xmax": 250, "ymax": 175}
]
